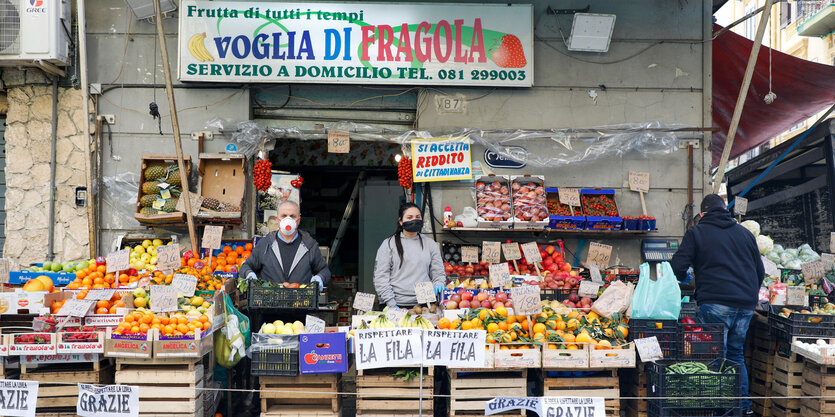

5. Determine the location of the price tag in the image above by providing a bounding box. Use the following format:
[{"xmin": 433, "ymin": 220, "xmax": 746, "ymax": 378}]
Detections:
[
  {"xmin": 77, "ymin": 383, "xmax": 139, "ymax": 417},
  {"xmin": 171, "ymin": 274, "xmax": 198, "ymax": 297},
  {"xmin": 482, "ymin": 241, "xmax": 501, "ymax": 264},
  {"xmin": 628, "ymin": 171, "xmax": 650, "ymax": 193},
  {"xmin": 160, "ymin": 189, "xmax": 172, "ymax": 200},
  {"xmin": 0, "ymin": 379, "xmax": 38, "ymax": 417},
  {"xmin": 762, "ymin": 256, "xmax": 780, "ymax": 278},
  {"xmin": 105, "ymin": 249, "xmax": 130, "ymax": 273},
  {"xmin": 734, "ymin": 196, "xmax": 748, "ymax": 215},
  {"xmin": 386, "ymin": 307, "xmax": 407, "ymax": 323},
  {"xmin": 520, "ymin": 242, "xmax": 542, "ymax": 263},
  {"xmin": 786, "ymin": 286, "xmax": 808, "ymax": 306},
  {"xmin": 822, "ymin": 253, "xmax": 835, "ymax": 271},
  {"xmin": 86, "ymin": 289, "xmax": 116, "ymax": 301},
  {"xmin": 328, "ymin": 130, "xmax": 350, "ymax": 153},
  {"xmin": 634, "ymin": 336, "xmax": 664, "ymax": 361},
  {"xmin": 802, "ymin": 260, "xmax": 826, "ymax": 283},
  {"xmin": 150, "ymin": 285, "xmax": 179, "ymax": 312},
  {"xmin": 155, "ymin": 244, "xmax": 180, "ymax": 273},
  {"xmin": 579, "ymin": 280, "xmax": 601, "ymax": 298},
  {"xmin": 589, "ymin": 264, "xmax": 603, "ymax": 283},
  {"xmin": 461, "ymin": 246, "xmax": 479, "ymax": 264},
  {"xmin": 176, "ymin": 191, "xmax": 204, "ymax": 216},
  {"xmin": 414, "ymin": 282, "xmax": 437, "ymax": 304},
  {"xmin": 58, "ymin": 299, "xmax": 95, "ymax": 317},
  {"xmin": 558, "ymin": 188, "xmax": 581, "ymax": 207},
  {"xmin": 501, "ymin": 242, "xmax": 522, "ymax": 261},
  {"xmin": 585, "ymin": 242, "xmax": 613, "ymax": 269},
  {"xmin": 489, "ymin": 263, "xmax": 511, "ymax": 288},
  {"xmin": 201, "ymin": 225, "xmax": 223, "ymax": 250},
  {"xmin": 509, "ymin": 285, "xmax": 542, "ymax": 316},
  {"xmin": 353, "ymin": 292, "xmax": 375, "ymax": 312},
  {"xmin": 305, "ymin": 315, "xmax": 326, "ymax": 333}
]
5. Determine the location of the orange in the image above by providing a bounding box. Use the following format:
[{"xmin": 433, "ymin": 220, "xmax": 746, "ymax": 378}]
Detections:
[
  {"xmin": 76, "ymin": 271, "xmax": 86, "ymax": 279},
  {"xmin": 478, "ymin": 309, "xmax": 490, "ymax": 321},
  {"xmin": 245, "ymin": 243, "xmax": 253, "ymax": 251},
  {"xmin": 235, "ymin": 246, "xmax": 244, "ymax": 255},
  {"xmin": 66, "ymin": 282, "xmax": 79, "ymax": 290},
  {"xmin": 202, "ymin": 322, "xmax": 211, "ymax": 330},
  {"xmin": 96, "ymin": 300, "xmax": 110, "ymax": 309},
  {"xmin": 159, "ymin": 317, "xmax": 170, "ymax": 325},
  {"xmin": 487, "ymin": 323, "xmax": 499, "ymax": 333},
  {"xmin": 461, "ymin": 321, "xmax": 473, "ymax": 330},
  {"xmin": 93, "ymin": 307, "xmax": 106, "ymax": 314},
  {"xmin": 533, "ymin": 323, "xmax": 546, "ymax": 335},
  {"xmin": 124, "ymin": 315, "xmax": 135, "ymax": 323},
  {"xmin": 437, "ymin": 318, "xmax": 451, "ymax": 330},
  {"xmin": 177, "ymin": 324, "xmax": 190, "ymax": 334},
  {"xmin": 109, "ymin": 305, "xmax": 118, "ymax": 314},
  {"xmin": 96, "ymin": 265, "xmax": 106, "ymax": 274},
  {"xmin": 198, "ymin": 315, "xmax": 209, "ymax": 323},
  {"xmin": 130, "ymin": 325, "xmax": 140, "ymax": 333},
  {"xmin": 81, "ymin": 278, "xmax": 93, "ymax": 287},
  {"xmin": 498, "ymin": 322, "xmax": 509, "ymax": 331},
  {"xmin": 506, "ymin": 315, "xmax": 516, "ymax": 324},
  {"xmin": 177, "ymin": 316, "xmax": 189, "ymax": 325},
  {"xmin": 138, "ymin": 324, "xmax": 150, "ymax": 333}
]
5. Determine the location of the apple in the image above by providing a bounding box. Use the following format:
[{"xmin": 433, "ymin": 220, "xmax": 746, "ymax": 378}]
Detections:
[
  {"xmin": 545, "ymin": 245, "xmax": 556, "ymax": 255},
  {"xmin": 568, "ymin": 293, "xmax": 580, "ymax": 303},
  {"xmin": 543, "ymin": 257, "xmax": 554, "ymax": 267},
  {"xmin": 459, "ymin": 300, "xmax": 470, "ymax": 309},
  {"xmin": 494, "ymin": 301, "xmax": 505, "ymax": 309},
  {"xmin": 476, "ymin": 292, "xmax": 488, "ymax": 302},
  {"xmin": 450, "ymin": 294, "xmax": 461, "ymax": 303},
  {"xmin": 581, "ymin": 297, "xmax": 593, "ymax": 306},
  {"xmin": 461, "ymin": 292, "xmax": 473, "ymax": 302},
  {"xmin": 481, "ymin": 300, "xmax": 491, "ymax": 308},
  {"xmin": 548, "ymin": 282, "xmax": 558, "ymax": 289},
  {"xmin": 561, "ymin": 263, "xmax": 572, "ymax": 273},
  {"xmin": 567, "ymin": 277, "xmax": 578, "ymax": 287},
  {"xmin": 505, "ymin": 300, "xmax": 513, "ymax": 308},
  {"xmin": 445, "ymin": 300, "xmax": 458, "ymax": 309}
]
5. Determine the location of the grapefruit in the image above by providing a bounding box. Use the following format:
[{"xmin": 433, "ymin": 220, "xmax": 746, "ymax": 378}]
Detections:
[
  {"xmin": 22, "ymin": 279, "xmax": 45, "ymax": 292},
  {"xmin": 34, "ymin": 275, "xmax": 54, "ymax": 292}
]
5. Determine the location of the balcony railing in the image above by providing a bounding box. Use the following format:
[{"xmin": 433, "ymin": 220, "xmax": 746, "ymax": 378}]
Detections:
[{"xmin": 796, "ymin": 0, "xmax": 835, "ymax": 36}]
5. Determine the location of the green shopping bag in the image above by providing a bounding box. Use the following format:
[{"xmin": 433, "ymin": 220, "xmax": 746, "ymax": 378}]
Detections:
[{"xmin": 631, "ymin": 262, "xmax": 682, "ymax": 320}]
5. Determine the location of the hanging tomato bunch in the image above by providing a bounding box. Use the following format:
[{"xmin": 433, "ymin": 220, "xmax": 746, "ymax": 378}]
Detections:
[
  {"xmin": 253, "ymin": 159, "xmax": 272, "ymax": 191},
  {"xmin": 398, "ymin": 157, "xmax": 413, "ymax": 189}
]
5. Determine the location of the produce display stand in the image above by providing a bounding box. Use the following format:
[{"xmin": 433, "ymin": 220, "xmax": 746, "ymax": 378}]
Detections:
[
  {"xmin": 771, "ymin": 353, "xmax": 804, "ymax": 417},
  {"xmin": 541, "ymin": 368, "xmax": 620, "ymax": 416},
  {"xmin": 20, "ymin": 355, "xmax": 114, "ymax": 415},
  {"xmin": 355, "ymin": 366, "xmax": 434, "ymax": 417},
  {"xmin": 800, "ymin": 360, "xmax": 835, "ymax": 417},
  {"xmin": 114, "ymin": 353, "xmax": 214, "ymax": 417},
  {"xmin": 259, "ymin": 374, "xmax": 341, "ymax": 417}
]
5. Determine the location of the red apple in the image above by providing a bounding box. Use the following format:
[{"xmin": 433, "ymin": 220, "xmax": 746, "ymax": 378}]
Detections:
[
  {"xmin": 461, "ymin": 292, "xmax": 473, "ymax": 302},
  {"xmin": 450, "ymin": 294, "xmax": 461, "ymax": 303},
  {"xmin": 445, "ymin": 300, "xmax": 458, "ymax": 309},
  {"xmin": 476, "ymin": 292, "xmax": 488, "ymax": 302},
  {"xmin": 459, "ymin": 300, "xmax": 470, "ymax": 309},
  {"xmin": 545, "ymin": 245, "xmax": 556, "ymax": 255},
  {"xmin": 543, "ymin": 257, "xmax": 554, "ymax": 267},
  {"xmin": 494, "ymin": 301, "xmax": 505, "ymax": 309},
  {"xmin": 581, "ymin": 297, "xmax": 593, "ymax": 305},
  {"xmin": 568, "ymin": 293, "xmax": 580, "ymax": 303},
  {"xmin": 505, "ymin": 300, "xmax": 513, "ymax": 308},
  {"xmin": 496, "ymin": 292, "xmax": 508, "ymax": 302},
  {"xmin": 560, "ymin": 262, "xmax": 572, "ymax": 273}
]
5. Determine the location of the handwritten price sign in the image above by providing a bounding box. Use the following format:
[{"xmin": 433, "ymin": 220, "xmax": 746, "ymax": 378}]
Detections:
[
  {"xmin": 489, "ymin": 263, "xmax": 511, "ymax": 288},
  {"xmin": 510, "ymin": 285, "xmax": 542, "ymax": 316},
  {"xmin": 482, "ymin": 241, "xmax": 501, "ymax": 264},
  {"xmin": 58, "ymin": 299, "xmax": 95, "ymax": 318},
  {"xmin": 328, "ymin": 130, "xmax": 350, "ymax": 153},
  {"xmin": 501, "ymin": 242, "xmax": 522, "ymax": 261},
  {"xmin": 520, "ymin": 242, "xmax": 542, "ymax": 263},
  {"xmin": 105, "ymin": 249, "xmax": 130, "ymax": 273},
  {"xmin": 461, "ymin": 246, "xmax": 479, "ymax": 264},
  {"xmin": 414, "ymin": 282, "xmax": 436, "ymax": 304},
  {"xmin": 155, "ymin": 244, "xmax": 180, "ymax": 273},
  {"xmin": 802, "ymin": 261, "xmax": 826, "ymax": 284},
  {"xmin": 558, "ymin": 188, "xmax": 580, "ymax": 207},
  {"xmin": 586, "ymin": 242, "xmax": 613, "ymax": 268},
  {"xmin": 734, "ymin": 196, "xmax": 748, "ymax": 215},
  {"xmin": 629, "ymin": 171, "xmax": 650, "ymax": 193},
  {"xmin": 353, "ymin": 292, "xmax": 376, "ymax": 312},
  {"xmin": 201, "ymin": 225, "xmax": 223, "ymax": 250},
  {"xmin": 171, "ymin": 274, "xmax": 198, "ymax": 297}
]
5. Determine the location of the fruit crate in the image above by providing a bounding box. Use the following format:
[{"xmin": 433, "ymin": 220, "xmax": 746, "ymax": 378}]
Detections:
[
  {"xmin": 545, "ymin": 188, "xmax": 586, "ymax": 230},
  {"xmin": 580, "ymin": 189, "xmax": 622, "ymax": 231},
  {"xmin": 646, "ymin": 359, "xmax": 742, "ymax": 416},
  {"xmin": 247, "ymin": 285, "xmax": 317, "ymax": 310},
  {"xmin": 195, "ymin": 153, "xmax": 245, "ymax": 224},
  {"xmin": 679, "ymin": 302, "xmax": 698, "ymax": 319},
  {"xmin": 628, "ymin": 319, "xmax": 679, "ymax": 360},
  {"xmin": 260, "ymin": 374, "xmax": 340, "ymax": 417},
  {"xmin": 115, "ymin": 357, "xmax": 206, "ymax": 417},
  {"xmin": 250, "ymin": 334, "xmax": 299, "ymax": 377},
  {"xmin": 134, "ymin": 154, "xmax": 193, "ymax": 226},
  {"xmin": 680, "ymin": 324, "xmax": 725, "ymax": 361},
  {"xmin": 810, "ymin": 293, "xmax": 830, "ymax": 308},
  {"xmin": 768, "ymin": 304, "xmax": 835, "ymax": 342},
  {"xmin": 540, "ymin": 288, "xmax": 578, "ymax": 302},
  {"xmin": 474, "ymin": 175, "xmax": 513, "ymax": 229}
]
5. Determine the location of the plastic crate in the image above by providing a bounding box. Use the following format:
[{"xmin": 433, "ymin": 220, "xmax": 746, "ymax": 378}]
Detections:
[
  {"xmin": 646, "ymin": 359, "xmax": 742, "ymax": 415},
  {"xmin": 540, "ymin": 288, "xmax": 578, "ymax": 301},
  {"xmin": 679, "ymin": 302, "xmax": 698, "ymax": 319},
  {"xmin": 250, "ymin": 334, "xmax": 299, "ymax": 376},
  {"xmin": 628, "ymin": 319, "xmax": 679, "ymax": 360},
  {"xmin": 247, "ymin": 286, "xmax": 317, "ymax": 310},
  {"xmin": 810, "ymin": 293, "xmax": 830, "ymax": 308},
  {"xmin": 680, "ymin": 324, "xmax": 725, "ymax": 361},
  {"xmin": 768, "ymin": 304, "xmax": 835, "ymax": 342}
]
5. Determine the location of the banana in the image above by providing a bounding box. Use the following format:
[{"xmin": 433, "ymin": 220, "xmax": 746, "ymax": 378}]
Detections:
[
  {"xmin": 397, "ymin": 314, "xmax": 413, "ymax": 328},
  {"xmin": 188, "ymin": 33, "xmax": 214, "ymax": 62}
]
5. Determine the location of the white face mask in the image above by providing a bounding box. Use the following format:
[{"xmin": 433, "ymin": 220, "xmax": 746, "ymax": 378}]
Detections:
[{"xmin": 279, "ymin": 217, "xmax": 298, "ymax": 237}]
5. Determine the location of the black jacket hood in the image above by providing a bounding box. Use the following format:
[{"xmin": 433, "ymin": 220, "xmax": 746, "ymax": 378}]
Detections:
[{"xmin": 699, "ymin": 208, "xmax": 737, "ymax": 229}]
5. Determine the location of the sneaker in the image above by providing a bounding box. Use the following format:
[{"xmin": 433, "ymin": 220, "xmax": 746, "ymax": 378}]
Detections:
[{"xmin": 743, "ymin": 409, "xmax": 754, "ymax": 417}]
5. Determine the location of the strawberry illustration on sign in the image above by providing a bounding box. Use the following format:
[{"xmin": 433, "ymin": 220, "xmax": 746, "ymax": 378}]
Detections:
[
  {"xmin": 304, "ymin": 350, "xmax": 318, "ymax": 365},
  {"xmin": 490, "ymin": 34, "xmax": 527, "ymax": 68}
]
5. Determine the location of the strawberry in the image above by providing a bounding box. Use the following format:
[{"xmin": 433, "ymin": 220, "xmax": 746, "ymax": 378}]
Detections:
[{"xmin": 490, "ymin": 34, "xmax": 527, "ymax": 68}]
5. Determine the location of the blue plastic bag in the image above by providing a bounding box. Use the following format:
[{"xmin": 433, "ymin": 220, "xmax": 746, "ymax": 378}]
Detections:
[{"xmin": 631, "ymin": 262, "xmax": 681, "ymax": 320}]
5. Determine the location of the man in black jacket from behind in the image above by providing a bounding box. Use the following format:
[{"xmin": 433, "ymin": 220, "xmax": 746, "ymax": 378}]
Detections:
[{"xmin": 671, "ymin": 194, "xmax": 764, "ymax": 416}]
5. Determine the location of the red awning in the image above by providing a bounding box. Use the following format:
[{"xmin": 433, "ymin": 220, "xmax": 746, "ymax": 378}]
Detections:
[{"xmin": 712, "ymin": 24, "xmax": 835, "ymax": 167}]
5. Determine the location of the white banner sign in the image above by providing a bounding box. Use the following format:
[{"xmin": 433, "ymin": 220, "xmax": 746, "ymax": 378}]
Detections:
[
  {"xmin": 354, "ymin": 328, "xmax": 421, "ymax": 370},
  {"xmin": 179, "ymin": 1, "xmax": 534, "ymax": 86},
  {"xmin": 76, "ymin": 384, "xmax": 139, "ymax": 417},
  {"xmin": 423, "ymin": 330, "xmax": 485, "ymax": 367},
  {"xmin": 0, "ymin": 380, "xmax": 38, "ymax": 417},
  {"xmin": 485, "ymin": 397, "xmax": 606, "ymax": 417}
]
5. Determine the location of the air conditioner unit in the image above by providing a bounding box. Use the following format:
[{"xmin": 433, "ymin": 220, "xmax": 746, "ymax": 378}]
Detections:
[{"xmin": 0, "ymin": 0, "xmax": 72, "ymax": 66}]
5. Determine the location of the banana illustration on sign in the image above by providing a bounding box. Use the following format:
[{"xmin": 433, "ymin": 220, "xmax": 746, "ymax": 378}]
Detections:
[{"xmin": 188, "ymin": 33, "xmax": 214, "ymax": 62}]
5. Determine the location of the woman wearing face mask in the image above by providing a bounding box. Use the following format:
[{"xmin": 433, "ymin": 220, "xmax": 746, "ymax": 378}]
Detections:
[
  {"xmin": 239, "ymin": 201, "xmax": 331, "ymax": 290},
  {"xmin": 373, "ymin": 203, "xmax": 446, "ymax": 309}
]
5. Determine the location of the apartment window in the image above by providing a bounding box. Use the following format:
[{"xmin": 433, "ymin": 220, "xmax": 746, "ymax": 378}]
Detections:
[
  {"xmin": 780, "ymin": 1, "xmax": 792, "ymax": 27},
  {"xmin": 745, "ymin": 5, "xmax": 757, "ymax": 39}
]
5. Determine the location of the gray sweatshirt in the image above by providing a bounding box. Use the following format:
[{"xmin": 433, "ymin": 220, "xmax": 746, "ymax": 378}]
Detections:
[{"xmin": 373, "ymin": 233, "xmax": 446, "ymax": 307}]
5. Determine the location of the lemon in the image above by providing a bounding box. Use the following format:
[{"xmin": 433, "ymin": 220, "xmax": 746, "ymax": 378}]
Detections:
[
  {"xmin": 153, "ymin": 239, "xmax": 163, "ymax": 247},
  {"xmin": 190, "ymin": 296, "xmax": 204, "ymax": 307},
  {"xmin": 150, "ymin": 256, "xmax": 158, "ymax": 265},
  {"xmin": 142, "ymin": 239, "xmax": 152, "ymax": 248},
  {"xmin": 134, "ymin": 245, "xmax": 145, "ymax": 255}
]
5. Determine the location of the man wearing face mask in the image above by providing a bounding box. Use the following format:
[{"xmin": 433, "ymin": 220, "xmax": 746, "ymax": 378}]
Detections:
[{"xmin": 239, "ymin": 201, "xmax": 331, "ymax": 291}]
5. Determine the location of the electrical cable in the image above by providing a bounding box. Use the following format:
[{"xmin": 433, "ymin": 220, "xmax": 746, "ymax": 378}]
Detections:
[{"xmin": 105, "ymin": 14, "xmax": 132, "ymax": 86}]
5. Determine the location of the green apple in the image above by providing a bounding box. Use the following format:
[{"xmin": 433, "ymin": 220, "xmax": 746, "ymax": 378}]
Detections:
[{"xmin": 133, "ymin": 287, "xmax": 147, "ymax": 298}]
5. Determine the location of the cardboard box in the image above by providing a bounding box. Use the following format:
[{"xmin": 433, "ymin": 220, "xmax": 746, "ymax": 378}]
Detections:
[
  {"xmin": 134, "ymin": 155, "xmax": 193, "ymax": 225},
  {"xmin": 299, "ymin": 332, "xmax": 348, "ymax": 374},
  {"xmin": 475, "ymin": 175, "xmax": 513, "ymax": 229},
  {"xmin": 153, "ymin": 329, "xmax": 213, "ymax": 359},
  {"xmin": 9, "ymin": 270, "xmax": 75, "ymax": 286},
  {"xmin": 57, "ymin": 331, "xmax": 105, "ymax": 354},
  {"xmin": 581, "ymin": 189, "xmax": 623, "ymax": 230},
  {"xmin": 0, "ymin": 289, "xmax": 47, "ymax": 315},
  {"xmin": 104, "ymin": 328, "xmax": 153, "ymax": 359},
  {"xmin": 494, "ymin": 344, "xmax": 541, "ymax": 368},
  {"xmin": 196, "ymin": 153, "xmax": 245, "ymax": 223},
  {"xmin": 545, "ymin": 188, "xmax": 586, "ymax": 230},
  {"xmin": 589, "ymin": 342, "xmax": 636, "ymax": 368},
  {"xmin": 8, "ymin": 333, "xmax": 57, "ymax": 356},
  {"xmin": 510, "ymin": 175, "xmax": 549, "ymax": 230},
  {"xmin": 542, "ymin": 343, "xmax": 589, "ymax": 368}
]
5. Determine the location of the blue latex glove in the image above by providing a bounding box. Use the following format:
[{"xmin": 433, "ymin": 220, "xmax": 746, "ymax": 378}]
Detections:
[
  {"xmin": 434, "ymin": 285, "xmax": 445, "ymax": 297},
  {"xmin": 681, "ymin": 268, "xmax": 694, "ymax": 285},
  {"xmin": 310, "ymin": 276, "xmax": 324, "ymax": 291}
]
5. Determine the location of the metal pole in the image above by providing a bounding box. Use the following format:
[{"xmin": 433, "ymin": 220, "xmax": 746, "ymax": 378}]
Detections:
[
  {"xmin": 46, "ymin": 77, "xmax": 57, "ymax": 261},
  {"xmin": 77, "ymin": 0, "xmax": 96, "ymax": 258},
  {"xmin": 713, "ymin": 0, "xmax": 775, "ymax": 193},
  {"xmin": 152, "ymin": 0, "xmax": 199, "ymax": 252}
]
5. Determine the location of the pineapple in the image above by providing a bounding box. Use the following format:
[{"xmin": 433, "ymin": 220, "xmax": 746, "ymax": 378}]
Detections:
[
  {"xmin": 142, "ymin": 181, "xmax": 161, "ymax": 195},
  {"xmin": 162, "ymin": 198, "xmax": 179, "ymax": 213},
  {"xmin": 166, "ymin": 169, "xmax": 181, "ymax": 186},
  {"xmin": 202, "ymin": 197, "xmax": 220, "ymax": 210},
  {"xmin": 140, "ymin": 194, "xmax": 160, "ymax": 208},
  {"xmin": 139, "ymin": 207, "xmax": 156, "ymax": 215},
  {"xmin": 144, "ymin": 165, "xmax": 166, "ymax": 181}
]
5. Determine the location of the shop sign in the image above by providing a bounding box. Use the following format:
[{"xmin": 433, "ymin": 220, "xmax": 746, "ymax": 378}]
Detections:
[
  {"xmin": 423, "ymin": 330, "xmax": 486, "ymax": 367},
  {"xmin": 76, "ymin": 384, "xmax": 139, "ymax": 417},
  {"xmin": 411, "ymin": 138, "xmax": 472, "ymax": 182},
  {"xmin": 354, "ymin": 328, "xmax": 421, "ymax": 370},
  {"xmin": 485, "ymin": 397, "xmax": 605, "ymax": 417},
  {"xmin": 484, "ymin": 147, "xmax": 527, "ymax": 169},
  {"xmin": 0, "ymin": 379, "xmax": 38, "ymax": 417},
  {"xmin": 179, "ymin": 1, "xmax": 533, "ymax": 86}
]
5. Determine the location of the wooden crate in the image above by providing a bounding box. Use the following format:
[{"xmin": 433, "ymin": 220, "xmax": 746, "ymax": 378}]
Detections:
[
  {"xmin": 543, "ymin": 370, "xmax": 619, "ymax": 416},
  {"xmin": 115, "ymin": 357, "xmax": 205, "ymax": 417},
  {"xmin": 448, "ymin": 368, "xmax": 526, "ymax": 417},
  {"xmin": 259, "ymin": 374, "xmax": 340, "ymax": 417},
  {"xmin": 772, "ymin": 353, "xmax": 804, "ymax": 397},
  {"xmin": 801, "ymin": 361, "xmax": 835, "ymax": 416},
  {"xmin": 22, "ymin": 358, "xmax": 114, "ymax": 412},
  {"xmin": 620, "ymin": 364, "xmax": 648, "ymax": 414},
  {"xmin": 772, "ymin": 399, "xmax": 802, "ymax": 417},
  {"xmin": 356, "ymin": 367, "xmax": 434, "ymax": 417},
  {"xmin": 134, "ymin": 154, "xmax": 193, "ymax": 225}
]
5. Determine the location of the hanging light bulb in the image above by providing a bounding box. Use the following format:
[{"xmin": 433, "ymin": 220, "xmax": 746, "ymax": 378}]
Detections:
[{"xmin": 394, "ymin": 154, "xmax": 403, "ymax": 162}]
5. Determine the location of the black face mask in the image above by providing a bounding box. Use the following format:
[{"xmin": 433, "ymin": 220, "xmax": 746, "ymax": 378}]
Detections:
[{"xmin": 402, "ymin": 219, "xmax": 423, "ymax": 233}]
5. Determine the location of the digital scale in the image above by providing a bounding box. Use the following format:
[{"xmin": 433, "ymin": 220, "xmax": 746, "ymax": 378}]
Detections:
[{"xmin": 642, "ymin": 239, "xmax": 680, "ymax": 262}]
